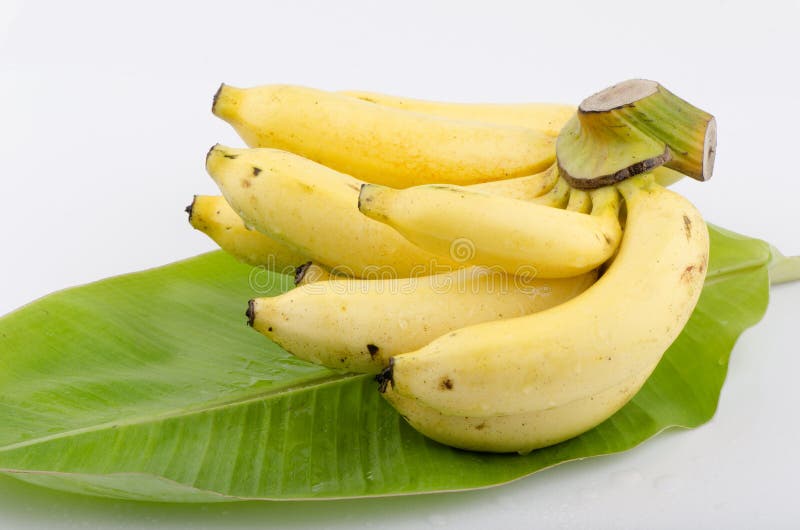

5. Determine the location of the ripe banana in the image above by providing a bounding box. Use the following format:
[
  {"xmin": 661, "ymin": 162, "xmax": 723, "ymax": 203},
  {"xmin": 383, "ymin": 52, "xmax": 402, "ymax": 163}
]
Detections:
[
  {"xmin": 186, "ymin": 194, "xmax": 305, "ymax": 270},
  {"xmin": 531, "ymin": 173, "xmax": 571, "ymax": 208},
  {"xmin": 338, "ymin": 89, "xmax": 576, "ymax": 137},
  {"xmin": 358, "ymin": 182, "xmax": 621, "ymax": 278},
  {"xmin": 212, "ymin": 84, "xmax": 555, "ymax": 187},
  {"xmin": 247, "ymin": 267, "xmax": 597, "ymax": 374},
  {"xmin": 206, "ymin": 145, "xmax": 582, "ymax": 277},
  {"xmin": 206, "ymin": 145, "xmax": 460, "ymax": 277},
  {"xmin": 468, "ymin": 164, "xmax": 558, "ymax": 201},
  {"xmin": 382, "ymin": 369, "xmax": 648, "ymax": 454},
  {"xmin": 566, "ymin": 188, "xmax": 592, "ymax": 213},
  {"xmin": 378, "ymin": 175, "xmax": 709, "ymax": 432}
]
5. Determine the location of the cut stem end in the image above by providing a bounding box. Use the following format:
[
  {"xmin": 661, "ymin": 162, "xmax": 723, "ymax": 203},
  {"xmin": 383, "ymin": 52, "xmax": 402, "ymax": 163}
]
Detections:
[{"xmin": 557, "ymin": 79, "xmax": 716, "ymax": 189}]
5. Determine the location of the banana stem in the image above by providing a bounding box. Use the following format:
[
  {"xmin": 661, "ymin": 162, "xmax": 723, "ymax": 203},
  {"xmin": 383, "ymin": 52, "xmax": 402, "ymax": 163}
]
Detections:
[
  {"xmin": 591, "ymin": 81, "xmax": 716, "ymax": 182},
  {"xmin": 557, "ymin": 79, "xmax": 716, "ymax": 189},
  {"xmin": 768, "ymin": 246, "xmax": 800, "ymax": 285}
]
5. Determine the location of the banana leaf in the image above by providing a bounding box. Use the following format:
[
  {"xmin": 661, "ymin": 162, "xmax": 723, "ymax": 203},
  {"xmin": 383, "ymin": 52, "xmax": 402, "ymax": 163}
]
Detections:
[{"xmin": 0, "ymin": 224, "xmax": 788, "ymax": 502}]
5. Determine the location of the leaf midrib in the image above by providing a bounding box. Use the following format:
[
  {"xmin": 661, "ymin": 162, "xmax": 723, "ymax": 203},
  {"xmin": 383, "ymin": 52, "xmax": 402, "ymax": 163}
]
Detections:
[
  {"xmin": 0, "ymin": 240, "xmax": 771, "ymax": 455},
  {"xmin": 0, "ymin": 371, "xmax": 367, "ymax": 453}
]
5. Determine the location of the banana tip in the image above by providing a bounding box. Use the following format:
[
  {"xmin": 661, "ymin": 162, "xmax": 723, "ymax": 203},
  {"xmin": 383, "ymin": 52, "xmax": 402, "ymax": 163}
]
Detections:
[
  {"xmin": 246, "ymin": 299, "xmax": 256, "ymax": 327},
  {"xmin": 185, "ymin": 196, "xmax": 196, "ymax": 220},
  {"xmin": 357, "ymin": 183, "xmax": 368, "ymax": 211},
  {"xmin": 205, "ymin": 143, "xmax": 220, "ymax": 166},
  {"xmin": 375, "ymin": 358, "xmax": 395, "ymax": 393},
  {"xmin": 294, "ymin": 261, "xmax": 313, "ymax": 286},
  {"xmin": 212, "ymin": 83, "xmax": 225, "ymax": 115}
]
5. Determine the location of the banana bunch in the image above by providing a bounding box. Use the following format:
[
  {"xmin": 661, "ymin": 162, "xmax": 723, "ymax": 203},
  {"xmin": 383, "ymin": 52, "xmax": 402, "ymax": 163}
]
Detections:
[{"xmin": 189, "ymin": 80, "xmax": 716, "ymax": 454}]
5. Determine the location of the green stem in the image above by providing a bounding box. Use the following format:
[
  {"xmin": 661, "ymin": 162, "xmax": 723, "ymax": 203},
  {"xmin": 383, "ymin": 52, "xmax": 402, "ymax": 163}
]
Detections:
[
  {"xmin": 768, "ymin": 246, "xmax": 800, "ymax": 285},
  {"xmin": 556, "ymin": 79, "xmax": 716, "ymax": 189}
]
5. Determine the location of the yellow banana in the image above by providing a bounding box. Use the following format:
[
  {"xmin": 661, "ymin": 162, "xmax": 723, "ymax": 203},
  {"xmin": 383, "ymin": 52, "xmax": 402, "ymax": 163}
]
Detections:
[
  {"xmin": 212, "ymin": 84, "xmax": 555, "ymax": 187},
  {"xmin": 566, "ymin": 188, "xmax": 592, "ymax": 213},
  {"xmin": 358, "ymin": 182, "xmax": 621, "ymax": 278},
  {"xmin": 206, "ymin": 145, "xmax": 460, "ymax": 277},
  {"xmin": 468, "ymin": 164, "xmax": 558, "ymax": 201},
  {"xmin": 186, "ymin": 194, "xmax": 305, "ymax": 270},
  {"xmin": 247, "ymin": 267, "xmax": 597, "ymax": 374},
  {"xmin": 531, "ymin": 174, "xmax": 572, "ymax": 208},
  {"xmin": 378, "ymin": 175, "xmax": 709, "ymax": 430},
  {"xmin": 206, "ymin": 145, "xmax": 580, "ymax": 278},
  {"xmin": 383, "ymin": 369, "xmax": 648, "ymax": 454},
  {"xmin": 339, "ymin": 89, "xmax": 576, "ymax": 137}
]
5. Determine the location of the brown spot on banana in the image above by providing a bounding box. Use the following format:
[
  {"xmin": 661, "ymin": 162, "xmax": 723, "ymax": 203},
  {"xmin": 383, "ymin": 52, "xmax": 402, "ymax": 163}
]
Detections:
[
  {"xmin": 440, "ymin": 377, "xmax": 454, "ymax": 390},
  {"xmin": 241, "ymin": 179, "xmax": 251, "ymax": 188},
  {"xmin": 683, "ymin": 214, "xmax": 692, "ymax": 240},
  {"xmin": 681, "ymin": 264, "xmax": 701, "ymax": 283},
  {"xmin": 367, "ymin": 344, "xmax": 380, "ymax": 357},
  {"xmin": 252, "ymin": 167, "xmax": 262, "ymax": 176}
]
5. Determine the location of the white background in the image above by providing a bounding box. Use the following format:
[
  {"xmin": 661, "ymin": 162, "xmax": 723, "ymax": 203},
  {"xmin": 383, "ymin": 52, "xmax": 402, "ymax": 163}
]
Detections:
[{"xmin": 1, "ymin": 0, "xmax": 799, "ymax": 528}]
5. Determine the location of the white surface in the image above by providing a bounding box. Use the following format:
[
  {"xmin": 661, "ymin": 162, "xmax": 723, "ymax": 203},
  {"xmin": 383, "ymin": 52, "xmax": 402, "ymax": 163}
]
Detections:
[{"xmin": 1, "ymin": 0, "xmax": 799, "ymax": 528}]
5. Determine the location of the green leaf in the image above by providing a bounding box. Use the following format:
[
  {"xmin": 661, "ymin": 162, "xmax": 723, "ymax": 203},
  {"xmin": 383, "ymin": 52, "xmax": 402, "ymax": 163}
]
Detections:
[{"xmin": 0, "ymin": 225, "xmax": 775, "ymax": 501}]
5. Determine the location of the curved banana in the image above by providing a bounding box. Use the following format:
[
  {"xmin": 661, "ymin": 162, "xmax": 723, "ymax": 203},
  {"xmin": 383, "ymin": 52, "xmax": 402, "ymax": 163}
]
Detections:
[
  {"xmin": 207, "ymin": 145, "xmax": 460, "ymax": 277},
  {"xmin": 212, "ymin": 84, "xmax": 555, "ymax": 187},
  {"xmin": 382, "ymin": 369, "xmax": 648, "ymax": 454},
  {"xmin": 247, "ymin": 267, "xmax": 597, "ymax": 374},
  {"xmin": 186, "ymin": 194, "xmax": 305, "ymax": 271},
  {"xmin": 469, "ymin": 164, "xmax": 558, "ymax": 201},
  {"xmin": 338, "ymin": 90, "xmax": 576, "ymax": 137},
  {"xmin": 566, "ymin": 188, "xmax": 591, "ymax": 213},
  {"xmin": 379, "ymin": 174, "xmax": 709, "ymax": 424},
  {"xmin": 531, "ymin": 174, "xmax": 571, "ymax": 208},
  {"xmin": 358, "ymin": 182, "xmax": 622, "ymax": 278},
  {"xmin": 207, "ymin": 145, "xmax": 577, "ymax": 277}
]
